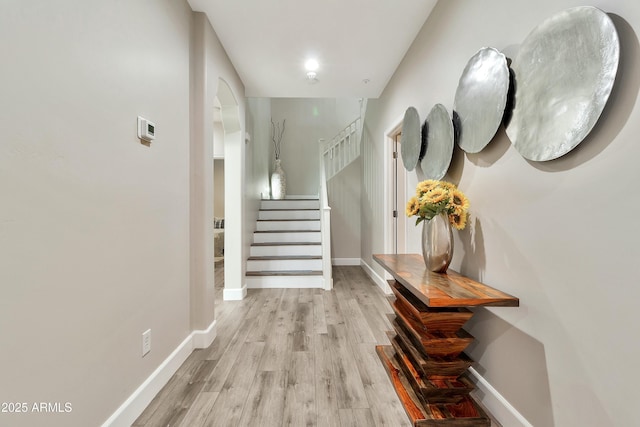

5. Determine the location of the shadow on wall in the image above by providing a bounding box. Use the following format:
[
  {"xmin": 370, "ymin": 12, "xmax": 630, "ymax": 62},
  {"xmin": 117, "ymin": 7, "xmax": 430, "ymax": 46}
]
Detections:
[
  {"xmin": 457, "ymin": 215, "xmax": 617, "ymax": 426},
  {"xmin": 465, "ymin": 309, "xmax": 555, "ymax": 427},
  {"xmin": 457, "ymin": 217, "xmax": 487, "ymax": 282}
]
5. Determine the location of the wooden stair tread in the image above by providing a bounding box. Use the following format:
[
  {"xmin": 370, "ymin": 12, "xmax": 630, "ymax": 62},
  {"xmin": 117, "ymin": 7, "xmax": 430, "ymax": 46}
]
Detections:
[
  {"xmin": 259, "ymin": 208, "xmax": 319, "ymax": 211},
  {"xmin": 261, "ymin": 198, "xmax": 319, "ymax": 201},
  {"xmin": 251, "ymin": 242, "xmax": 321, "ymax": 247},
  {"xmin": 254, "ymin": 231, "xmax": 319, "ymax": 234},
  {"xmin": 257, "ymin": 219, "xmax": 319, "ymax": 221},
  {"xmin": 248, "ymin": 256, "xmax": 322, "ymax": 260},
  {"xmin": 246, "ymin": 270, "xmax": 323, "ymax": 276}
]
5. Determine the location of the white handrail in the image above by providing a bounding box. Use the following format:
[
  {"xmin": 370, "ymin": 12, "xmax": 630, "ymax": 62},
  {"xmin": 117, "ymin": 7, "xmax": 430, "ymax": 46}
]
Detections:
[
  {"xmin": 317, "ymin": 109, "xmax": 368, "ymax": 290},
  {"xmin": 319, "ymin": 139, "xmax": 333, "ymax": 291},
  {"xmin": 322, "ymin": 117, "xmax": 361, "ymax": 181}
]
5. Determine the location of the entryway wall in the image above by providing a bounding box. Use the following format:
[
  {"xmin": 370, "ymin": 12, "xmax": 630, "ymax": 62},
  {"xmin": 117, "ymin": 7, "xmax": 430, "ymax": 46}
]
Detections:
[
  {"xmin": 362, "ymin": 1, "xmax": 640, "ymax": 425},
  {"xmin": 190, "ymin": 13, "xmax": 248, "ymax": 326}
]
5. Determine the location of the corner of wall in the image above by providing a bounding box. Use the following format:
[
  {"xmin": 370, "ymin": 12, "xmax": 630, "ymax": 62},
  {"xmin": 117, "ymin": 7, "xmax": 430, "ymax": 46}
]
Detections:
[
  {"xmin": 360, "ymin": 258, "xmax": 392, "ymax": 294},
  {"xmin": 468, "ymin": 368, "xmax": 533, "ymax": 427},
  {"xmin": 223, "ymin": 284, "xmax": 247, "ymax": 301}
]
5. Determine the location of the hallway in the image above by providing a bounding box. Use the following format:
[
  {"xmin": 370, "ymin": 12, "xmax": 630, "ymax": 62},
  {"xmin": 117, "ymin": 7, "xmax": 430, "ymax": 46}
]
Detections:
[{"xmin": 133, "ymin": 266, "xmax": 411, "ymax": 426}]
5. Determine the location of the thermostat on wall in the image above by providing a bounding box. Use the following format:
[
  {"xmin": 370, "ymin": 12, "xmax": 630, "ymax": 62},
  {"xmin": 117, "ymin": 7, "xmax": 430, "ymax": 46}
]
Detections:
[{"xmin": 137, "ymin": 116, "xmax": 156, "ymax": 142}]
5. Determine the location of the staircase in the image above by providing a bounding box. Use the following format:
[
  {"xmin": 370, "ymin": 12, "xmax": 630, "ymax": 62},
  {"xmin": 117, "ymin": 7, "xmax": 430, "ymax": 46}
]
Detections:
[
  {"xmin": 246, "ymin": 198, "xmax": 325, "ymax": 289},
  {"xmin": 246, "ymin": 100, "xmax": 368, "ymax": 290},
  {"xmin": 321, "ymin": 98, "xmax": 367, "ymax": 181}
]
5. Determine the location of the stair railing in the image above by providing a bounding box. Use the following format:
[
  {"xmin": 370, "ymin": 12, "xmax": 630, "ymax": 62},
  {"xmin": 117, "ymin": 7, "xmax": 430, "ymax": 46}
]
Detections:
[
  {"xmin": 318, "ymin": 102, "xmax": 368, "ymax": 290},
  {"xmin": 321, "ymin": 117, "xmax": 361, "ymax": 181},
  {"xmin": 318, "ymin": 142, "xmax": 333, "ymax": 291}
]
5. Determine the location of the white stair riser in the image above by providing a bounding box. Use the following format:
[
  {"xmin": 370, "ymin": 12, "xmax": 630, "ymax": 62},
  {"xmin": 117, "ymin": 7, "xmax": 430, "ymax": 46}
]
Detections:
[
  {"xmin": 254, "ymin": 232, "xmax": 321, "ymax": 244},
  {"xmin": 256, "ymin": 220, "xmax": 320, "ymax": 231},
  {"xmin": 261, "ymin": 200, "xmax": 319, "ymax": 210},
  {"xmin": 250, "ymin": 245, "xmax": 322, "ymax": 257},
  {"xmin": 258, "ymin": 210, "xmax": 320, "ymax": 220},
  {"xmin": 247, "ymin": 258, "xmax": 322, "ymax": 272},
  {"xmin": 246, "ymin": 275, "xmax": 324, "ymax": 289}
]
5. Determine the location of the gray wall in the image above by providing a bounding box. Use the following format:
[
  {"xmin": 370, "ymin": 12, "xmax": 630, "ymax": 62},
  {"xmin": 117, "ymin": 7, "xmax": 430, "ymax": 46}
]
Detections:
[
  {"xmin": 245, "ymin": 98, "xmax": 272, "ymax": 272},
  {"xmin": 269, "ymin": 98, "xmax": 361, "ymax": 195},
  {"xmin": 328, "ymin": 159, "xmax": 362, "ymax": 260},
  {"xmin": 247, "ymin": 98, "xmax": 272, "ymax": 200},
  {"xmin": 362, "ymin": 1, "xmax": 640, "ymax": 425},
  {"xmin": 0, "ymin": 1, "xmax": 246, "ymax": 426}
]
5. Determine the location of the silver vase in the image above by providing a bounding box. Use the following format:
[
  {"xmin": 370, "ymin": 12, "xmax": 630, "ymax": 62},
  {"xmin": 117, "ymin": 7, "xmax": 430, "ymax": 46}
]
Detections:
[
  {"xmin": 421, "ymin": 211, "xmax": 453, "ymax": 273},
  {"xmin": 271, "ymin": 159, "xmax": 286, "ymax": 200}
]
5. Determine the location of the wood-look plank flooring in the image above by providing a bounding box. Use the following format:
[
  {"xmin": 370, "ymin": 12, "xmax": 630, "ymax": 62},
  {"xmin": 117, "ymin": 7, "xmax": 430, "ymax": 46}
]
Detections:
[{"xmin": 132, "ymin": 266, "xmax": 412, "ymax": 427}]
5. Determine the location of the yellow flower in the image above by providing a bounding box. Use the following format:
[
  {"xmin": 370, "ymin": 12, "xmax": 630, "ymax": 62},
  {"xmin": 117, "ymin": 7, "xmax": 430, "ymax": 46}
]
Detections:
[
  {"xmin": 450, "ymin": 188, "xmax": 470, "ymax": 211},
  {"xmin": 439, "ymin": 181, "xmax": 456, "ymax": 191},
  {"xmin": 450, "ymin": 211, "xmax": 468, "ymax": 230},
  {"xmin": 423, "ymin": 187, "xmax": 448, "ymax": 204},
  {"xmin": 405, "ymin": 196, "xmax": 420, "ymax": 216},
  {"xmin": 408, "ymin": 180, "xmax": 470, "ymax": 230},
  {"xmin": 416, "ymin": 179, "xmax": 439, "ymax": 195}
]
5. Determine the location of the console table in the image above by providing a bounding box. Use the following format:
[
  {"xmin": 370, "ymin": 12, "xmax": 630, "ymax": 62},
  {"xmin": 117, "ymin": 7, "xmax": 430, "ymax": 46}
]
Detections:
[{"xmin": 373, "ymin": 254, "xmax": 519, "ymax": 426}]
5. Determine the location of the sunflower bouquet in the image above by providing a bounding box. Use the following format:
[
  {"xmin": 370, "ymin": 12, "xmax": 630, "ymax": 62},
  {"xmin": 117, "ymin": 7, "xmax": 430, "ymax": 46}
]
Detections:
[{"xmin": 406, "ymin": 180, "xmax": 470, "ymax": 230}]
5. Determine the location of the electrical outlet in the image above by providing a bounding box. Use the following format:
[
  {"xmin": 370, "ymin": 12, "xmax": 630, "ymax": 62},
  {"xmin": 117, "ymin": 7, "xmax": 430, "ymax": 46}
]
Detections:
[{"xmin": 142, "ymin": 329, "xmax": 151, "ymax": 357}]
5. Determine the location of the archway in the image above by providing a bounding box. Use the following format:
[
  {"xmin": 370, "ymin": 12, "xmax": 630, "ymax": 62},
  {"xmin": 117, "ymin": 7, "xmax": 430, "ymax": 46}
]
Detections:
[{"xmin": 215, "ymin": 79, "xmax": 245, "ymax": 301}]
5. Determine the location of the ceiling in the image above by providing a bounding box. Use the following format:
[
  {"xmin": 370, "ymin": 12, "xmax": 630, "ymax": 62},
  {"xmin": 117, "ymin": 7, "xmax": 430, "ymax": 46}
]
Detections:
[{"xmin": 187, "ymin": 0, "xmax": 438, "ymax": 99}]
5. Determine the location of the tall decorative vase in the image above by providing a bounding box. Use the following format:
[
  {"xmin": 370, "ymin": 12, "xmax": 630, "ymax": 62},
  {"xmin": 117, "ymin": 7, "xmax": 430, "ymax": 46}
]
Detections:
[
  {"xmin": 421, "ymin": 211, "xmax": 453, "ymax": 273},
  {"xmin": 271, "ymin": 159, "xmax": 286, "ymax": 200}
]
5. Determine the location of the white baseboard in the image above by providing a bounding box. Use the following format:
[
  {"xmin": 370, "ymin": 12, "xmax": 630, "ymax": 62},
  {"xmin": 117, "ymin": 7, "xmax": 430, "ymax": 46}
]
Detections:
[
  {"xmin": 332, "ymin": 258, "xmax": 361, "ymax": 266},
  {"xmin": 102, "ymin": 317, "xmax": 219, "ymax": 427},
  {"xmin": 246, "ymin": 275, "xmax": 324, "ymax": 289},
  {"xmin": 101, "ymin": 335, "xmax": 194, "ymax": 427},
  {"xmin": 468, "ymin": 367, "xmax": 532, "ymax": 427},
  {"xmin": 192, "ymin": 319, "xmax": 217, "ymax": 349},
  {"xmin": 360, "ymin": 258, "xmax": 392, "ymax": 294},
  {"xmin": 223, "ymin": 284, "xmax": 247, "ymax": 300}
]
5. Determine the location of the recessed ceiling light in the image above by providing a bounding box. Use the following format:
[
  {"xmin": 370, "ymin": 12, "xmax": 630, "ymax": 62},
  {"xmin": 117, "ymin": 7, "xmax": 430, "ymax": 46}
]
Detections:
[{"xmin": 305, "ymin": 58, "xmax": 319, "ymax": 72}]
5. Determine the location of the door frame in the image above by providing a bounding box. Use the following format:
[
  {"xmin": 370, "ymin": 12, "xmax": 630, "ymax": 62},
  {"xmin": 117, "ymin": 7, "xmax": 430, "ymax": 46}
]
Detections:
[{"xmin": 383, "ymin": 115, "xmax": 408, "ymax": 256}]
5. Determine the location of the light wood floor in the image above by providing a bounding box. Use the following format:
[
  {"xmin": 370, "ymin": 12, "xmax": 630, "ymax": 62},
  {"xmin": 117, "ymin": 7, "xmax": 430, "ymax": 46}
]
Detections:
[{"xmin": 133, "ymin": 266, "xmax": 413, "ymax": 427}]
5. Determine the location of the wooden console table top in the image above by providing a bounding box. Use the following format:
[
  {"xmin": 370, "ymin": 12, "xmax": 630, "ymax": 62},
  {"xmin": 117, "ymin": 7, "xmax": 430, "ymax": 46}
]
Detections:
[{"xmin": 374, "ymin": 254, "xmax": 519, "ymax": 308}]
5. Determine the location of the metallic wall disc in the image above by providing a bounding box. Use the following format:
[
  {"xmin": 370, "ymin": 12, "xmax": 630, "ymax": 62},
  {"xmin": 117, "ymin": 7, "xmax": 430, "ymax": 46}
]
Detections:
[
  {"xmin": 454, "ymin": 47, "xmax": 510, "ymax": 153},
  {"xmin": 506, "ymin": 6, "xmax": 619, "ymax": 161},
  {"xmin": 400, "ymin": 107, "xmax": 422, "ymax": 171},
  {"xmin": 418, "ymin": 104, "xmax": 454, "ymax": 180}
]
